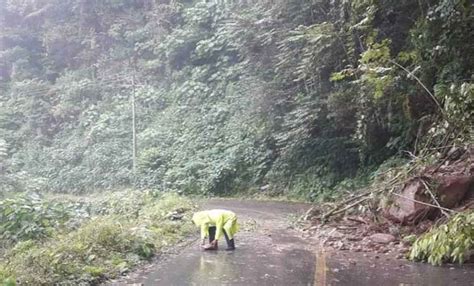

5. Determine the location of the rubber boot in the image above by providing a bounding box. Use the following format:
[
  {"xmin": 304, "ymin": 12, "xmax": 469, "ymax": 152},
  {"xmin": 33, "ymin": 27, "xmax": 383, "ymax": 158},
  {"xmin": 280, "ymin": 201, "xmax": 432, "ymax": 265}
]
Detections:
[
  {"xmin": 209, "ymin": 226, "xmax": 216, "ymax": 243},
  {"xmin": 224, "ymin": 231, "xmax": 235, "ymax": 250},
  {"xmin": 225, "ymin": 239, "xmax": 235, "ymax": 251}
]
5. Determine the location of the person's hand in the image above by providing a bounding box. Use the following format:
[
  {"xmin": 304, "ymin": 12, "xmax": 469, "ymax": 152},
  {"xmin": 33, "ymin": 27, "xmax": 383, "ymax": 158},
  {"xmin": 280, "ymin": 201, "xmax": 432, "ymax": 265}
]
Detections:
[{"xmin": 210, "ymin": 240, "xmax": 217, "ymax": 247}]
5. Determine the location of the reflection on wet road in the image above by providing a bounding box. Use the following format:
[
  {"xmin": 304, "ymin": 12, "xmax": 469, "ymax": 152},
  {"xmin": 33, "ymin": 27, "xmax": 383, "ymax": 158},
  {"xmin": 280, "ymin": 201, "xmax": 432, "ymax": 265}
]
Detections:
[
  {"xmin": 111, "ymin": 199, "xmax": 474, "ymax": 286},
  {"xmin": 143, "ymin": 241, "xmax": 314, "ymax": 285},
  {"xmin": 138, "ymin": 200, "xmax": 315, "ymax": 286}
]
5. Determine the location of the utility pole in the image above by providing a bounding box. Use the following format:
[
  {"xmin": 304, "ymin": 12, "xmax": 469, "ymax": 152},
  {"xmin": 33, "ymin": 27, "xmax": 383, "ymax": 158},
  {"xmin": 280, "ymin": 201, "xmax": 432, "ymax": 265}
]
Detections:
[{"xmin": 131, "ymin": 69, "xmax": 137, "ymax": 179}]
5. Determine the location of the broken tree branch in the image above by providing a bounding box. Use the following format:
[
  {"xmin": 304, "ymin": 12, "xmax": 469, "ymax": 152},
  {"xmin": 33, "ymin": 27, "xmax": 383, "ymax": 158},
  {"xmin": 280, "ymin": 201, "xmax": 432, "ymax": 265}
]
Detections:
[
  {"xmin": 318, "ymin": 169, "xmax": 409, "ymax": 221},
  {"xmin": 389, "ymin": 60, "xmax": 446, "ymax": 119},
  {"xmin": 420, "ymin": 179, "xmax": 451, "ymax": 218},
  {"xmin": 322, "ymin": 196, "xmax": 374, "ymax": 221},
  {"xmin": 306, "ymin": 163, "xmax": 421, "ymax": 223},
  {"xmin": 391, "ymin": 193, "xmax": 459, "ymax": 214}
]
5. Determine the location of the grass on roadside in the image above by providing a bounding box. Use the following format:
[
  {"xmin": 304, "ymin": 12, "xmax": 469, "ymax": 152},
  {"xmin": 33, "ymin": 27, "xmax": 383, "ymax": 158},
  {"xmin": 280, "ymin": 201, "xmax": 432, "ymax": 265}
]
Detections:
[{"xmin": 0, "ymin": 191, "xmax": 197, "ymax": 285}]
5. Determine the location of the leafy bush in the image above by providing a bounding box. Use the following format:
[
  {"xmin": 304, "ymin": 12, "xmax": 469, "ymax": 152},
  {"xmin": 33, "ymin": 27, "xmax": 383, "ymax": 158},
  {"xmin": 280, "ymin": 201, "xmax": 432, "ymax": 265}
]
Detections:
[
  {"xmin": 409, "ymin": 210, "xmax": 474, "ymax": 265},
  {"xmin": 92, "ymin": 190, "xmax": 151, "ymax": 218},
  {"xmin": 3, "ymin": 218, "xmax": 150, "ymax": 285},
  {"xmin": 0, "ymin": 192, "xmax": 196, "ymax": 285},
  {"xmin": 0, "ymin": 264, "xmax": 15, "ymax": 286},
  {"xmin": 0, "ymin": 193, "xmax": 72, "ymax": 244}
]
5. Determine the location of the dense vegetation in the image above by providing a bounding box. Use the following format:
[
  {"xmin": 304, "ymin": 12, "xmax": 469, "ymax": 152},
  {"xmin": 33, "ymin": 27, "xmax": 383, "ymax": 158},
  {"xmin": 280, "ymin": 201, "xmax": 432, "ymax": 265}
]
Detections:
[
  {"xmin": 1, "ymin": 0, "xmax": 472, "ymax": 199},
  {"xmin": 0, "ymin": 191, "xmax": 195, "ymax": 284},
  {"xmin": 0, "ymin": 0, "xmax": 473, "ymax": 281},
  {"xmin": 410, "ymin": 210, "xmax": 473, "ymax": 265}
]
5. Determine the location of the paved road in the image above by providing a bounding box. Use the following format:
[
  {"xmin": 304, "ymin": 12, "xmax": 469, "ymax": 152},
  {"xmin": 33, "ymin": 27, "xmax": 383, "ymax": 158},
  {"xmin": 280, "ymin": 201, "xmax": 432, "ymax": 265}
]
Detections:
[{"xmin": 110, "ymin": 199, "xmax": 474, "ymax": 286}]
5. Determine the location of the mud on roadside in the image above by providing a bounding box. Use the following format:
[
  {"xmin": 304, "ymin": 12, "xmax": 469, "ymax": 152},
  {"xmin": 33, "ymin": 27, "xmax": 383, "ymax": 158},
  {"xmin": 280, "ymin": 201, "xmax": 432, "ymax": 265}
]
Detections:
[{"xmin": 301, "ymin": 215, "xmax": 413, "ymax": 260}]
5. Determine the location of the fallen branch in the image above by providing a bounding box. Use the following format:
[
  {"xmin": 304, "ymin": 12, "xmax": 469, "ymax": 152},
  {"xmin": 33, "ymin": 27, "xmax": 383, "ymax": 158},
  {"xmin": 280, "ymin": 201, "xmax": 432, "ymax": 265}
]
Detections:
[
  {"xmin": 391, "ymin": 193, "xmax": 459, "ymax": 214},
  {"xmin": 420, "ymin": 179, "xmax": 451, "ymax": 218},
  {"xmin": 307, "ymin": 163, "xmax": 422, "ymax": 223},
  {"xmin": 322, "ymin": 196, "xmax": 373, "ymax": 221},
  {"xmin": 389, "ymin": 59, "xmax": 446, "ymax": 119},
  {"xmin": 345, "ymin": 216, "xmax": 369, "ymax": 224},
  {"xmin": 318, "ymin": 190, "xmax": 373, "ymax": 219},
  {"xmin": 318, "ymin": 169, "xmax": 409, "ymax": 222},
  {"xmin": 302, "ymin": 206, "xmax": 321, "ymax": 221},
  {"xmin": 321, "ymin": 228, "xmax": 336, "ymax": 246}
]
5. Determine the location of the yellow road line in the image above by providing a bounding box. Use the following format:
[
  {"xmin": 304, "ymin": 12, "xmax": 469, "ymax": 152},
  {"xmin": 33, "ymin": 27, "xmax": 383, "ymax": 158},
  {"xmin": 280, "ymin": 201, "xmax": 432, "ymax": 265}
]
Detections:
[{"xmin": 314, "ymin": 245, "xmax": 327, "ymax": 286}]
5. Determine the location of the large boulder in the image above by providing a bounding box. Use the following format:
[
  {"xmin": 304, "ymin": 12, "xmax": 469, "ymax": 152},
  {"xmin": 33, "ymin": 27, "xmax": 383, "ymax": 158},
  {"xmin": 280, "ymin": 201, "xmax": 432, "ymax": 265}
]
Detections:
[
  {"xmin": 386, "ymin": 178, "xmax": 431, "ymax": 224},
  {"xmin": 437, "ymin": 175, "xmax": 473, "ymax": 208},
  {"xmin": 386, "ymin": 148, "xmax": 473, "ymax": 225}
]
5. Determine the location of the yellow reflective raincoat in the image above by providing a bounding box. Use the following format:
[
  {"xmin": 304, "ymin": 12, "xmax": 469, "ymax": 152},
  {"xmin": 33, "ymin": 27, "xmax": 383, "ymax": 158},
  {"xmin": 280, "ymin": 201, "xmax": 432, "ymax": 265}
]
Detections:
[{"xmin": 192, "ymin": 209, "xmax": 239, "ymax": 240}]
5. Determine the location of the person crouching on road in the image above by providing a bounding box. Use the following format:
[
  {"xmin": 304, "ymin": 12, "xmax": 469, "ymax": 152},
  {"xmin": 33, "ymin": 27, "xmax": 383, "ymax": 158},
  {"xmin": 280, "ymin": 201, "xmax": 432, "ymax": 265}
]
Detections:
[{"xmin": 192, "ymin": 209, "xmax": 239, "ymax": 251}]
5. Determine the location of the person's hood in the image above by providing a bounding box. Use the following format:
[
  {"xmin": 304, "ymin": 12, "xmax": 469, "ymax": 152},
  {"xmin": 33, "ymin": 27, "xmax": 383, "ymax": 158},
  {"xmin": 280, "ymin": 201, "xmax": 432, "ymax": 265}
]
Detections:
[{"xmin": 192, "ymin": 211, "xmax": 210, "ymax": 226}]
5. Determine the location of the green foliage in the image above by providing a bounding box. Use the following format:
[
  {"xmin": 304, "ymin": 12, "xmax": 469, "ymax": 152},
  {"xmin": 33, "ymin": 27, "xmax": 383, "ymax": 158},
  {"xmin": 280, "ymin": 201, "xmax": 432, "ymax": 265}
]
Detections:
[
  {"xmin": 3, "ymin": 218, "xmax": 150, "ymax": 285},
  {"xmin": 0, "ymin": 0, "xmax": 472, "ymax": 200},
  {"xmin": 0, "ymin": 264, "xmax": 15, "ymax": 286},
  {"xmin": 409, "ymin": 211, "xmax": 474, "ymax": 265},
  {"xmin": 1, "ymin": 277, "xmax": 16, "ymax": 286},
  {"xmin": 0, "ymin": 139, "xmax": 7, "ymax": 161},
  {"xmin": 0, "ymin": 192, "xmax": 196, "ymax": 285},
  {"xmin": 436, "ymin": 83, "xmax": 474, "ymax": 138},
  {"xmin": 0, "ymin": 193, "xmax": 72, "ymax": 244},
  {"xmin": 359, "ymin": 39, "xmax": 394, "ymax": 99}
]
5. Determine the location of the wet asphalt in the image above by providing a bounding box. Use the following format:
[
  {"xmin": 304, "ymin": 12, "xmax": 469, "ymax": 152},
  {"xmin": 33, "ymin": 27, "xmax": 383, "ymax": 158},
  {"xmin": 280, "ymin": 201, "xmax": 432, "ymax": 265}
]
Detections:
[{"xmin": 110, "ymin": 199, "xmax": 474, "ymax": 286}]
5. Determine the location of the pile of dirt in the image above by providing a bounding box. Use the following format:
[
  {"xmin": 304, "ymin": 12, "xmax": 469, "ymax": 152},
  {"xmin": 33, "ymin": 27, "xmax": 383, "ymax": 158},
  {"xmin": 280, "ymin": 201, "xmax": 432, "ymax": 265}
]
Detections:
[
  {"xmin": 302, "ymin": 215, "xmax": 419, "ymax": 259},
  {"xmin": 303, "ymin": 145, "xmax": 474, "ymax": 259}
]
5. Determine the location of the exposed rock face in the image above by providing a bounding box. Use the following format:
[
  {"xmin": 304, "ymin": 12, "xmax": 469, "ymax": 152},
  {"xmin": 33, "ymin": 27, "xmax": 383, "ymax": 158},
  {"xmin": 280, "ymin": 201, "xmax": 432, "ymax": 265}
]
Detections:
[
  {"xmin": 386, "ymin": 147, "xmax": 473, "ymax": 225},
  {"xmin": 437, "ymin": 175, "xmax": 473, "ymax": 208},
  {"xmin": 386, "ymin": 178, "xmax": 431, "ymax": 224}
]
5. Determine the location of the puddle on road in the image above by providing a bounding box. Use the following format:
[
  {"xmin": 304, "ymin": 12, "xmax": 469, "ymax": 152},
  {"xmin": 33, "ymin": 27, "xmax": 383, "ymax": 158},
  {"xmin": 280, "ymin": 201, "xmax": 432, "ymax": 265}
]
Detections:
[
  {"xmin": 126, "ymin": 241, "xmax": 474, "ymax": 286},
  {"xmin": 111, "ymin": 199, "xmax": 473, "ymax": 286},
  {"xmin": 140, "ymin": 241, "xmax": 315, "ymax": 286}
]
